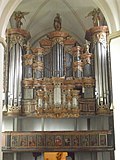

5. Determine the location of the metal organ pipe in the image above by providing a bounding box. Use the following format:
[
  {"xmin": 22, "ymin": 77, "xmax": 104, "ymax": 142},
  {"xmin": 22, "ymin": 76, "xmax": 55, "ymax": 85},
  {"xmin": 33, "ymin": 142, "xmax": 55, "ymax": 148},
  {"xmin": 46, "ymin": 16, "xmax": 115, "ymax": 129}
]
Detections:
[
  {"xmin": 52, "ymin": 46, "xmax": 54, "ymax": 77},
  {"xmin": 101, "ymin": 41, "xmax": 107, "ymax": 105},
  {"xmin": 98, "ymin": 42, "xmax": 103, "ymax": 104},
  {"xmin": 51, "ymin": 43, "xmax": 64, "ymax": 77},
  {"xmin": 8, "ymin": 47, "xmax": 15, "ymax": 106},
  {"xmin": 94, "ymin": 44, "xmax": 100, "ymax": 105},
  {"xmin": 8, "ymin": 44, "xmax": 23, "ymax": 107},
  {"xmin": 59, "ymin": 43, "xmax": 61, "ymax": 76},
  {"xmin": 14, "ymin": 44, "xmax": 22, "ymax": 106},
  {"xmin": 57, "ymin": 43, "xmax": 60, "ymax": 77},
  {"xmin": 105, "ymin": 52, "xmax": 109, "ymax": 105},
  {"xmin": 18, "ymin": 46, "xmax": 22, "ymax": 106},
  {"xmin": 13, "ymin": 45, "xmax": 17, "ymax": 106},
  {"xmin": 101, "ymin": 39, "xmax": 110, "ymax": 105}
]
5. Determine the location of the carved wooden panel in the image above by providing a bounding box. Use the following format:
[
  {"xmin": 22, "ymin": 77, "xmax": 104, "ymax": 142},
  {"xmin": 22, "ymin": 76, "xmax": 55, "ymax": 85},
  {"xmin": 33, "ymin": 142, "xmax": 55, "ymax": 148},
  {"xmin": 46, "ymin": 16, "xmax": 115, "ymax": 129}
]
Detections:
[{"xmin": 2, "ymin": 131, "xmax": 113, "ymax": 152}]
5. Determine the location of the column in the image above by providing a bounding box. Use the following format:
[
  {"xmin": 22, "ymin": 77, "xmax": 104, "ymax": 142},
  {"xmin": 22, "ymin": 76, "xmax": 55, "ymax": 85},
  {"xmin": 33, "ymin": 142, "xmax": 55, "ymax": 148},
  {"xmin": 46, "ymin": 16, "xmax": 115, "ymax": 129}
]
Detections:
[{"xmin": 0, "ymin": 37, "xmax": 7, "ymax": 160}]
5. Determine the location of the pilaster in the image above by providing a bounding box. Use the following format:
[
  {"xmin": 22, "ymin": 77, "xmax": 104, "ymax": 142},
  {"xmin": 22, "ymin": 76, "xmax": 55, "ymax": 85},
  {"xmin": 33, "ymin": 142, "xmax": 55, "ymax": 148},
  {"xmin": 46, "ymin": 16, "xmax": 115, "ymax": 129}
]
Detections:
[{"xmin": 0, "ymin": 36, "xmax": 6, "ymax": 160}]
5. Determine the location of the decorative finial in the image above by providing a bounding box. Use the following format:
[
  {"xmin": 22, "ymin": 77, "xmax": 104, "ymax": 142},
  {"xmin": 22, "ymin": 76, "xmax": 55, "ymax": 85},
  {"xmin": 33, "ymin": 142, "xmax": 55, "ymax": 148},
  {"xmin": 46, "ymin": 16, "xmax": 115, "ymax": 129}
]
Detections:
[
  {"xmin": 84, "ymin": 40, "xmax": 90, "ymax": 53},
  {"xmin": 14, "ymin": 11, "xmax": 29, "ymax": 28},
  {"xmin": 54, "ymin": 13, "xmax": 62, "ymax": 31},
  {"xmin": 86, "ymin": 8, "xmax": 101, "ymax": 26}
]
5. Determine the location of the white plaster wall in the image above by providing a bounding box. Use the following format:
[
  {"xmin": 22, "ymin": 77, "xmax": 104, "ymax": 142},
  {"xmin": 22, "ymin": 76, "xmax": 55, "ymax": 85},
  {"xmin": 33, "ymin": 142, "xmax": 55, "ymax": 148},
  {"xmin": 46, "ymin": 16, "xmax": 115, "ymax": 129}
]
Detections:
[
  {"xmin": 19, "ymin": 152, "xmax": 34, "ymax": 160},
  {"xmin": 19, "ymin": 152, "xmax": 42, "ymax": 160},
  {"xmin": 110, "ymin": 37, "xmax": 120, "ymax": 160},
  {"xmin": 75, "ymin": 152, "xmax": 91, "ymax": 160},
  {"xmin": 2, "ymin": 117, "xmax": 13, "ymax": 131},
  {"xmin": 21, "ymin": 118, "xmax": 43, "ymax": 131},
  {"xmin": 97, "ymin": 152, "xmax": 110, "ymax": 160},
  {"xmin": 16, "ymin": 117, "xmax": 87, "ymax": 132},
  {"xmin": 0, "ymin": 43, "xmax": 4, "ymax": 159},
  {"xmin": 44, "ymin": 118, "xmax": 87, "ymax": 131},
  {"xmin": 90, "ymin": 116, "xmax": 109, "ymax": 130},
  {"xmin": 75, "ymin": 152, "xmax": 110, "ymax": 160},
  {"xmin": 3, "ymin": 117, "xmax": 87, "ymax": 132},
  {"xmin": 77, "ymin": 117, "xmax": 87, "ymax": 130},
  {"xmin": 44, "ymin": 118, "xmax": 75, "ymax": 131},
  {"xmin": 3, "ymin": 153, "xmax": 13, "ymax": 160}
]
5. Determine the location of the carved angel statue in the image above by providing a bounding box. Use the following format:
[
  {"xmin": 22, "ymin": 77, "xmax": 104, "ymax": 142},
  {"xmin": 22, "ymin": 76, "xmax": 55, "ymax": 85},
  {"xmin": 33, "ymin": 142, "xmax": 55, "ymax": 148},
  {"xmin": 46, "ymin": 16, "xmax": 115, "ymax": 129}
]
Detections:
[
  {"xmin": 86, "ymin": 8, "xmax": 101, "ymax": 26},
  {"xmin": 54, "ymin": 13, "xmax": 62, "ymax": 31},
  {"xmin": 14, "ymin": 11, "xmax": 29, "ymax": 28}
]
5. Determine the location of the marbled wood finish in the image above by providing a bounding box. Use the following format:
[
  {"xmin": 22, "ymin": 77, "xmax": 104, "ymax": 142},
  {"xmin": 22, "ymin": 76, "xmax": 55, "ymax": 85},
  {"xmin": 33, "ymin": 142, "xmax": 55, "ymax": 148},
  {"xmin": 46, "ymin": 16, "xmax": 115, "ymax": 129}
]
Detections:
[
  {"xmin": 7, "ymin": 28, "xmax": 31, "ymax": 41},
  {"xmin": 85, "ymin": 26, "xmax": 108, "ymax": 42}
]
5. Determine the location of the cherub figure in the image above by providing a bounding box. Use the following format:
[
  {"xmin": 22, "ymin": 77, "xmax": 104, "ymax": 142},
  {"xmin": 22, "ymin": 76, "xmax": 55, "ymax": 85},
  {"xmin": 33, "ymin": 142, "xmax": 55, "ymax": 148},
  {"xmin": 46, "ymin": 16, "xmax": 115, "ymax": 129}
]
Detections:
[
  {"xmin": 86, "ymin": 8, "xmax": 101, "ymax": 26},
  {"xmin": 54, "ymin": 13, "xmax": 62, "ymax": 31},
  {"xmin": 14, "ymin": 11, "xmax": 29, "ymax": 28}
]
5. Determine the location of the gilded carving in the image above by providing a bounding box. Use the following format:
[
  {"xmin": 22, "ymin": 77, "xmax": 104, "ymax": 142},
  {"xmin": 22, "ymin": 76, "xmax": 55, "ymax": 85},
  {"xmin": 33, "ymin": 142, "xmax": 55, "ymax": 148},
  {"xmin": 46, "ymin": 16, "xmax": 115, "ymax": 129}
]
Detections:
[
  {"xmin": 39, "ymin": 39, "xmax": 52, "ymax": 47},
  {"xmin": 72, "ymin": 46, "xmax": 81, "ymax": 57},
  {"xmin": 52, "ymin": 37, "xmax": 64, "ymax": 46},
  {"xmin": 23, "ymin": 54, "xmax": 33, "ymax": 65},
  {"xmin": 92, "ymin": 32, "xmax": 106, "ymax": 45},
  {"xmin": 22, "ymin": 79, "xmax": 33, "ymax": 88},
  {"xmin": 85, "ymin": 26, "xmax": 108, "ymax": 42},
  {"xmin": 73, "ymin": 61, "xmax": 83, "ymax": 72},
  {"xmin": 32, "ymin": 47, "xmax": 44, "ymax": 55},
  {"xmin": 7, "ymin": 106, "xmax": 21, "ymax": 115},
  {"xmin": 32, "ymin": 62, "xmax": 44, "ymax": 70},
  {"xmin": 82, "ymin": 77, "xmax": 95, "ymax": 87},
  {"xmin": 96, "ymin": 105, "xmax": 111, "ymax": 115},
  {"xmin": 7, "ymin": 28, "xmax": 31, "ymax": 49},
  {"xmin": 48, "ymin": 31, "xmax": 68, "ymax": 39}
]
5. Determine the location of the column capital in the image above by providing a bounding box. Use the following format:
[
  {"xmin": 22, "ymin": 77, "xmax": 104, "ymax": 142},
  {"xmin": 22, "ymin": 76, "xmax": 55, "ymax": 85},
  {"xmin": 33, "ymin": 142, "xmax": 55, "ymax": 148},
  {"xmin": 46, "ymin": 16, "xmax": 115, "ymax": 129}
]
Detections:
[{"xmin": 0, "ymin": 36, "xmax": 7, "ymax": 48}]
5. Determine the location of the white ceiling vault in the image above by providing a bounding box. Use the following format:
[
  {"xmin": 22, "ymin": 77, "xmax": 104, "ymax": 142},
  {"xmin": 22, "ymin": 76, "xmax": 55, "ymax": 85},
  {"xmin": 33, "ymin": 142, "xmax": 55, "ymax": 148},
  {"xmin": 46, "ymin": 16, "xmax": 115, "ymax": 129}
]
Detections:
[{"xmin": 9, "ymin": 0, "xmax": 106, "ymax": 47}]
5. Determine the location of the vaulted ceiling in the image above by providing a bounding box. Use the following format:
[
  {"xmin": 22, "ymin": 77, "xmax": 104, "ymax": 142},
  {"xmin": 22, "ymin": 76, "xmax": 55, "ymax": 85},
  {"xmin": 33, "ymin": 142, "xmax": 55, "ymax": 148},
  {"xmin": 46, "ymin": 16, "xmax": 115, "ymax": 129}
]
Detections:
[{"xmin": 8, "ymin": 0, "xmax": 106, "ymax": 47}]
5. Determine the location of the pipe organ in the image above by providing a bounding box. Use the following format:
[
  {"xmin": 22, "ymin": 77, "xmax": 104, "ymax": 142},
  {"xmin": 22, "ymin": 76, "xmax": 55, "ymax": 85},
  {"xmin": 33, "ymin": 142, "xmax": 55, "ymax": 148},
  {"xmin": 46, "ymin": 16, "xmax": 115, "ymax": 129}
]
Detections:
[
  {"xmin": 3, "ymin": 12, "xmax": 112, "ymax": 118},
  {"xmin": 2, "ymin": 10, "xmax": 114, "ymax": 157}
]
